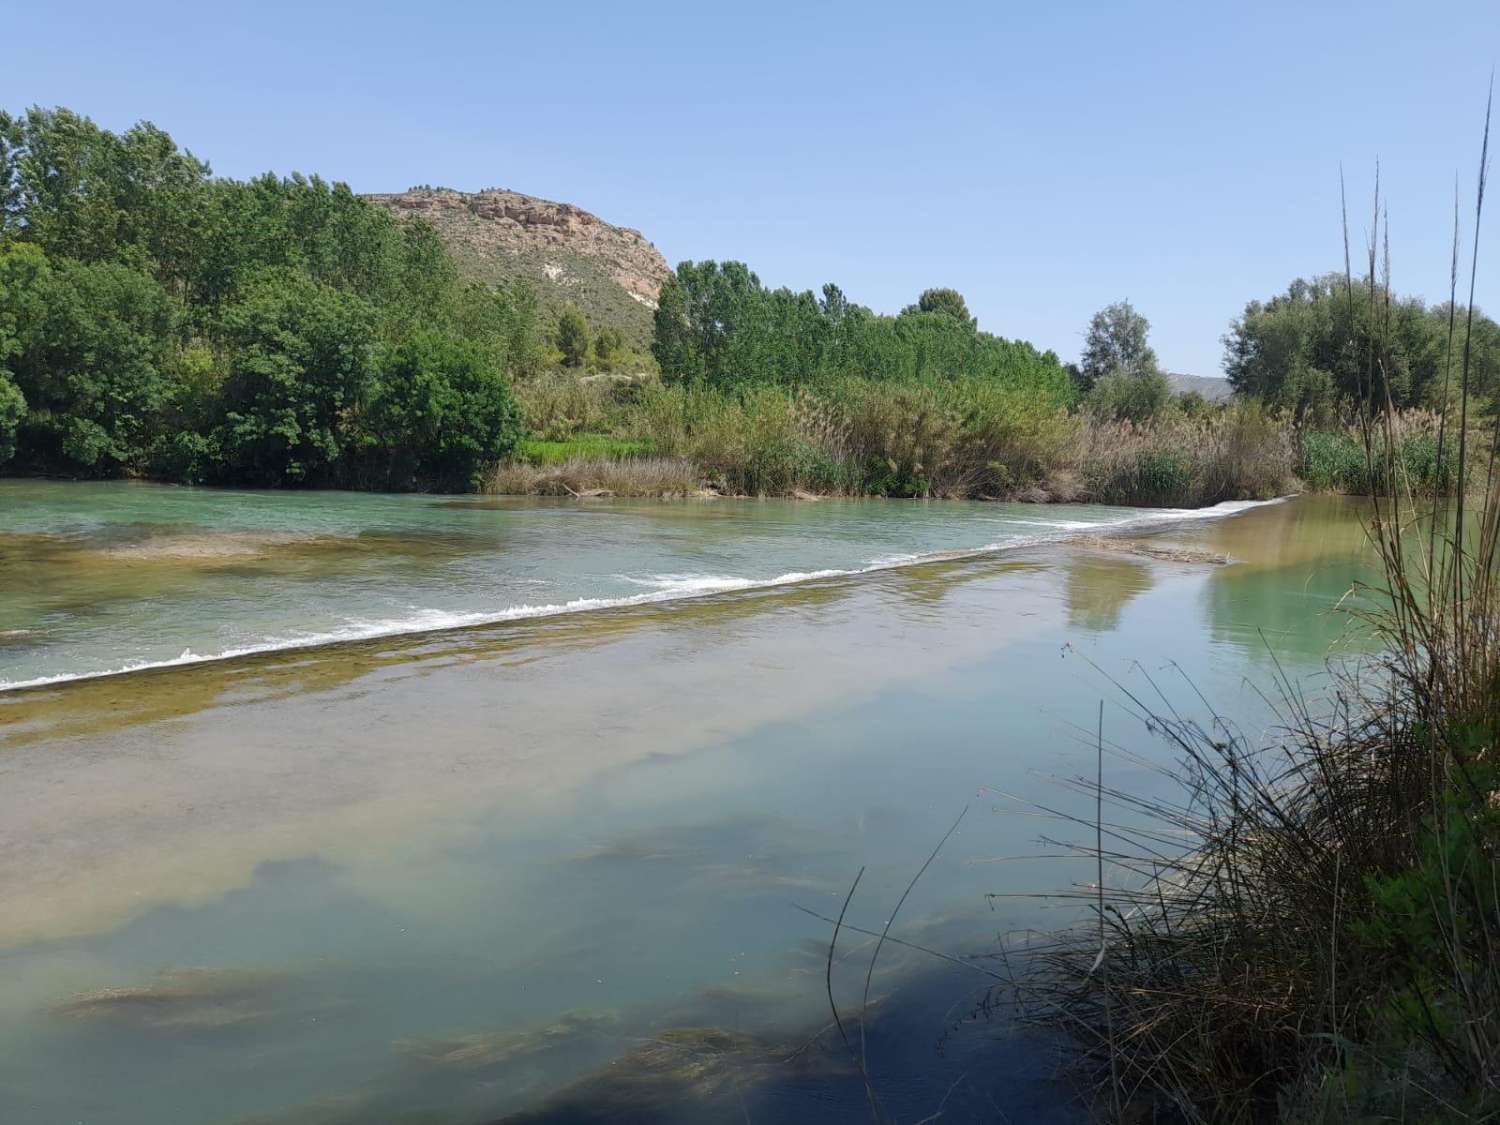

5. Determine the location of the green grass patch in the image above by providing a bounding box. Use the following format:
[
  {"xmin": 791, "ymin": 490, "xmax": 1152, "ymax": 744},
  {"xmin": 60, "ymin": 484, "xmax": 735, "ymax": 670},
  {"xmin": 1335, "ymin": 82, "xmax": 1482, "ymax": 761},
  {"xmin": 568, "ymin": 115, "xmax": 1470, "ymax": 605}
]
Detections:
[{"xmin": 514, "ymin": 434, "xmax": 655, "ymax": 466}]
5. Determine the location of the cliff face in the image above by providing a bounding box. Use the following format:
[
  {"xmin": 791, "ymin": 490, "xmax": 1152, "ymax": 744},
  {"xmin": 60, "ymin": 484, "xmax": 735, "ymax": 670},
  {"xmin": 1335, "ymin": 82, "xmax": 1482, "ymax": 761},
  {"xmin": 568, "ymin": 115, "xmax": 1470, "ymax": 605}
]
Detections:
[{"xmin": 366, "ymin": 188, "xmax": 670, "ymax": 346}]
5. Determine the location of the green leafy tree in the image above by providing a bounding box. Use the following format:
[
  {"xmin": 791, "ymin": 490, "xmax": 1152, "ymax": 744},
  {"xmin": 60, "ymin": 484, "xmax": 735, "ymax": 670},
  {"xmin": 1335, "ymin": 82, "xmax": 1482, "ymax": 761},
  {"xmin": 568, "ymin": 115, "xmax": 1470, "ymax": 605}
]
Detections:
[
  {"xmin": 593, "ymin": 326, "xmax": 624, "ymax": 368},
  {"xmin": 1223, "ymin": 275, "xmax": 1500, "ymax": 415},
  {"xmin": 213, "ymin": 271, "xmax": 376, "ymax": 485},
  {"xmin": 4, "ymin": 253, "xmax": 179, "ymax": 473},
  {"xmin": 1080, "ymin": 300, "xmax": 1160, "ymax": 388},
  {"xmin": 0, "ymin": 243, "xmax": 41, "ymax": 464},
  {"xmin": 652, "ymin": 260, "xmax": 1070, "ymax": 401},
  {"xmin": 902, "ymin": 287, "xmax": 976, "ymax": 328},
  {"xmin": 0, "ymin": 372, "xmax": 23, "ymax": 465},
  {"xmin": 0, "ymin": 107, "xmax": 545, "ymax": 491},
  {"xmin": 557, "ymin": 306, "xmax": 590, "ymax": 368},
  {"xmin": 357, "ymin": 330, "xmax": 522, "ymax": 490},
  {"xmin": 1086, "ymin": 369, "xmax": 1172, "ymax": 422},
  {"xmin": 651, "ymin": 277, "xmax": 704, "ymax": 381}
]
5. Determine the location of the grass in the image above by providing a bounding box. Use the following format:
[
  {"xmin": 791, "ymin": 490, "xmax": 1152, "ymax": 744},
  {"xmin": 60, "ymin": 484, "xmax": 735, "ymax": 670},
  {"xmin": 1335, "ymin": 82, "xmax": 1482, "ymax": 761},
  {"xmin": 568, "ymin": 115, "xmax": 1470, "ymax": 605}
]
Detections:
[
  {"xmin": 1299, "ymin": 410, "xmax": 1463, "ymax": 495},
  {"xmin": 1016, "ymin": 95, "xmax": 1500, "ymax": 1123},
  {"xmin": 497, "ymin": 374, "xmax": 1301, "ymax": 505},
  {"xmin": 484, "ymin": 455, "xmax": 700, "ymax": 498},
  {"xmin": 513, "ymin": 434, "xmax": 655, "ymax": 466}
]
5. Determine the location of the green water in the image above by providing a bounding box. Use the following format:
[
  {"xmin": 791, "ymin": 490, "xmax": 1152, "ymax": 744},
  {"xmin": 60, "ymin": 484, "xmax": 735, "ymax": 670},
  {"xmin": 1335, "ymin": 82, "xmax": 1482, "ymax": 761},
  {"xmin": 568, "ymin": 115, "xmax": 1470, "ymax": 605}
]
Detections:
[
  {"xmin": 0, "ymin": 480, "xmax": 1259, "ymax": 690},
  {"xmin": 0, "ymin": 489, "xmax": 1376, "ymax": 1123}
]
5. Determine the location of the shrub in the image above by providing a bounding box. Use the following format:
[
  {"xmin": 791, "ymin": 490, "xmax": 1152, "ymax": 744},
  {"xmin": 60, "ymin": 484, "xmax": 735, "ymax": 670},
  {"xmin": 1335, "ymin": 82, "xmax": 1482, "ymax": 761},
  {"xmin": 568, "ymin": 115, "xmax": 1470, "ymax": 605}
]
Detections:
[
  {"xmin": 556, "ymin": 306, "xmax": 589, "ymax": 368},
  {"xmin": 1299, "ymin": 411, "xmax": 1460, "ymax": 495},
  {"xmin": 1085, "ymin": 369, "xmax": 1173, "ymax": 422},
  {"xmin": 1073, "ymin": 400, "xmax": 1295, "ymax": 507},
  {"xmin": 353, "ymin": 330, "xmax": 523, "ymax": 490},
  {"xmin": 0, "ymin": 372, "xmax": 24, "ymax": 465},
  {"xmin": 514, "ymin": 434, "xmax": 654, "ymax": 465}
]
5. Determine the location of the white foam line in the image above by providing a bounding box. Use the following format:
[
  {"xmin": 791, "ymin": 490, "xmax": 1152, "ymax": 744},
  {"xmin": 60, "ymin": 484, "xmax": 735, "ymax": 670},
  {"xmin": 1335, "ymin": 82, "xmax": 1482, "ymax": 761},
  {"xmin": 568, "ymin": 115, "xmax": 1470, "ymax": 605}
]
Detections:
[{"xmin": 0, "ymin": 497, "xmax": 1285, "ymax": 693}]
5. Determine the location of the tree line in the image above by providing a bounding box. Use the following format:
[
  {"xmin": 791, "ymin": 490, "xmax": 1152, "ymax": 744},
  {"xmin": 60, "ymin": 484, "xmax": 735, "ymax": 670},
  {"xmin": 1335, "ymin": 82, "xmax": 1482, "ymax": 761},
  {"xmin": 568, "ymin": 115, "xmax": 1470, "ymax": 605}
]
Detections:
[
  {"xmin": 1224, "ymin": 274, "xmax": 1500, "ymax": 420},
  {"xmin": 650, "ymin": 261, "xmax": 1075, "ymax": 406},
  {"xmin": 0, "ymin": 107, "xmax": 535, "ymax": 489},
  {"xmin": 5, "ymin": 106, "xmax": 1497, "ymax": 494}
]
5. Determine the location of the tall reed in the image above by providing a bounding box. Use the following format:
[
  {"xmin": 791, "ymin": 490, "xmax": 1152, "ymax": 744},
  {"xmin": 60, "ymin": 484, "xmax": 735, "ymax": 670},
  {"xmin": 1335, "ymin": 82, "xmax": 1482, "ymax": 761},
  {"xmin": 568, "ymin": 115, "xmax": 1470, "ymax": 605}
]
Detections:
[{"xmin": 1022, "ymin": 90, "xmax": 1500, "ymax": 1123}]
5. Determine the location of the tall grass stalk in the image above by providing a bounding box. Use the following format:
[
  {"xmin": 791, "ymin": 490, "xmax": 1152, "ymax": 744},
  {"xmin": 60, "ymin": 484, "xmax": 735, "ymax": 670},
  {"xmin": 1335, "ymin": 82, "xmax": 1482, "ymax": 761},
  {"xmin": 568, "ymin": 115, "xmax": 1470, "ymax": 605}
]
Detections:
[{"xmin": 1022, "ymin": 93, "xmax": 1500, "ymax": 1123}]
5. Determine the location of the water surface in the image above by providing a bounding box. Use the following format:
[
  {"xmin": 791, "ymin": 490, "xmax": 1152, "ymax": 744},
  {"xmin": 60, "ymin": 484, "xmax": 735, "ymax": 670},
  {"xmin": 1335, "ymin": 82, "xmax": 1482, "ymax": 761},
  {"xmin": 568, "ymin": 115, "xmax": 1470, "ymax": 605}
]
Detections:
[
  {"xmin": 0, "ymin": 489, "xmax": 1376, "ymax": 1123},
  {"xmin": 0, "ymin": 479, "xmax": 1272, "ymax": 689}
]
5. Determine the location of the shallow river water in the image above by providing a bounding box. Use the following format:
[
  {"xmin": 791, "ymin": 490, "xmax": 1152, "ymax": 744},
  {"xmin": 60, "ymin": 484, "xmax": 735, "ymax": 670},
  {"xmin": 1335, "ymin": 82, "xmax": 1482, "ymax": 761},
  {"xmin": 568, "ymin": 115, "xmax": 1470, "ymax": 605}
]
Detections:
[{"xmin": 0, "ymin": 484, "xmax": 1377, "ymax": 1123}]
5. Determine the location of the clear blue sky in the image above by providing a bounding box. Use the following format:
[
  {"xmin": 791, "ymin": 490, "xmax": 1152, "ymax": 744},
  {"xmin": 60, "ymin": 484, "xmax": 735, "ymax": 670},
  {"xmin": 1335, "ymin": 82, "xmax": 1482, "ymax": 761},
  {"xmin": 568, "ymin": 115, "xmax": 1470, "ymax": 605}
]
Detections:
[{"xmin": 5, "ymin": 0, "xmax": 1496, "ymax": 375}]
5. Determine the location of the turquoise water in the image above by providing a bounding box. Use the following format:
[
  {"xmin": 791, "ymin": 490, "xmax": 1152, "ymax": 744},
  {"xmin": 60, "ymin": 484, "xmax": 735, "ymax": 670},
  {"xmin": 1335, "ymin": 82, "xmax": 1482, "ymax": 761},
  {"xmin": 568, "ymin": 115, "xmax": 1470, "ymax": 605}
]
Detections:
[
  {"xmin": 0, "ymin": 479, "xmax": 1274, "ymax": 689},
  {"xmin": 0, "ymin": 488, "xmax": 1375, "ymax": 1123}
]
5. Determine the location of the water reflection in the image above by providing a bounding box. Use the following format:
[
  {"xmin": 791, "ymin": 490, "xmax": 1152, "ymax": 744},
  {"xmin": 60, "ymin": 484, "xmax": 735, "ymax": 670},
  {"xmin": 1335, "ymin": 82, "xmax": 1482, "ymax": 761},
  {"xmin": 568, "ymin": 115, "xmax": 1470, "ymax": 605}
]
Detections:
[
  {"xmin": 1197, "ymin": 496, "xmax": 1379, "ymax": 661},
  {"xmin": 1063, "ymin": 552, "xmax": 1154, "ymax": 632}
]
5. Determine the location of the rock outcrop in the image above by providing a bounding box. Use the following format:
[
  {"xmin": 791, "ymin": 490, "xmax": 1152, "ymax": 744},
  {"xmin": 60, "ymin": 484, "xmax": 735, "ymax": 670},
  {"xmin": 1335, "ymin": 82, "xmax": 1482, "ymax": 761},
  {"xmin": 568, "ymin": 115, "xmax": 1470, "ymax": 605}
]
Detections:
[{"xmin": 366, "ymin": 187, "xmax": 670, "ymax": 346}]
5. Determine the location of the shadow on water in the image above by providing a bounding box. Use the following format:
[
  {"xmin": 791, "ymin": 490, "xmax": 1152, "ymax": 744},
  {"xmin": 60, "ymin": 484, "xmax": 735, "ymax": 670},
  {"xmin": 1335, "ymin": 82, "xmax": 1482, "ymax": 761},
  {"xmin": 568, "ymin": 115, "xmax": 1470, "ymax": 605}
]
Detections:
[
  {"xmin": 208, "ymin": 964, "xmax": 1076, "ymax": 1125},
  {"xmin": 492, "ymin": 968, "xmax": 1077, "ymax": 1125}
]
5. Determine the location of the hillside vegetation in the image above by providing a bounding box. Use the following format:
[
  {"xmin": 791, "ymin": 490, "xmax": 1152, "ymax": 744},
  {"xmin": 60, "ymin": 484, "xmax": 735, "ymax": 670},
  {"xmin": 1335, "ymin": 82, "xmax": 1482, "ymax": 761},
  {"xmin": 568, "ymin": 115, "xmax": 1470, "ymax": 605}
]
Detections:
[
  {"xmin": 0, "ymin": 107, "xmax": 542, "ymax": 490},
  {"xmin": 366, "ymin": 187, "xmax": 668, "ymax": 349}
]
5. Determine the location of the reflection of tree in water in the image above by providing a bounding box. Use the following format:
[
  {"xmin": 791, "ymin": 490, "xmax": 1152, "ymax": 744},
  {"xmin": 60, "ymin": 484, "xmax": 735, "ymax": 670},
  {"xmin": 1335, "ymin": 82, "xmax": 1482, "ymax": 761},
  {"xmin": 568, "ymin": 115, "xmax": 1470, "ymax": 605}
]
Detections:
[
  {"xmin": 1204, "ymin": 555, "xmax": 1377, "ymax": 664},
  {"xmin": 1198, "ymin": 497, "xmax": 1381, "ymax": 665},
  {"xmin": 1064, "ymin": 553, "xmax": 1154, "ymax": 633},
  {"xmin": 887, "ymin": 558, "xmax": 1043, "ymax": 613}
]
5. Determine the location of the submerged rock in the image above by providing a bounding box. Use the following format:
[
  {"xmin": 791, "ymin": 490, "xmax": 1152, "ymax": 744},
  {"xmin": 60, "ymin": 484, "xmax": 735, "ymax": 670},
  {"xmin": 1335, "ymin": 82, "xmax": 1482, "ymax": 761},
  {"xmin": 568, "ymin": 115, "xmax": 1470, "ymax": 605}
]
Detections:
[
  {"xmin": 1075, "ymin": 535, "xmax": 1231, "ymax": 565},
  {"xmin": 394, "ymin": 1009, "xmax": 620, "ymax": 1070},
  {"xmin": 51, "ymin": 967, "xmax": 291, "ymax": 1032},
  {"xmin": 494, "ymin": 1024, "xmax": 851, "ymax": 1123}
]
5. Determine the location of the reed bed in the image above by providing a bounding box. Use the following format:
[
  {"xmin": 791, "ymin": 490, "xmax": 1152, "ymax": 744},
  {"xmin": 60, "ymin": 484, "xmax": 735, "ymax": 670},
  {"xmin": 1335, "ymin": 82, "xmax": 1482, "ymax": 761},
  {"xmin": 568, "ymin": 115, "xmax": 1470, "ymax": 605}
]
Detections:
[
  {"xmin": 495, "ymin": 376, "xmax": 1301, "ymax": 505},
  {"xmin": 1017, "ymin": 95, "xmax": 1500, "ymax": 1123},
  {"xmin": 484, "ymin": 455, "xmax": 700, "ymax": 498},
  {"xmin": 1071, "ymin": 401, "xmax": 1297, "ymax": 508}
]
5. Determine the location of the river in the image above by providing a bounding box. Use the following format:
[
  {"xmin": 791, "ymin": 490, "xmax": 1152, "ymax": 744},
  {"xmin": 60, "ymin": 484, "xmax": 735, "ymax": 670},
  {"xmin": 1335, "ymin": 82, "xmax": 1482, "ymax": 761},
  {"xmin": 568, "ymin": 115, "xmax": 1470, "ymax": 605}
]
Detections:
[{"xmin": 0, "ymin": 483, "xmax": 1375, "ymax": 1123}]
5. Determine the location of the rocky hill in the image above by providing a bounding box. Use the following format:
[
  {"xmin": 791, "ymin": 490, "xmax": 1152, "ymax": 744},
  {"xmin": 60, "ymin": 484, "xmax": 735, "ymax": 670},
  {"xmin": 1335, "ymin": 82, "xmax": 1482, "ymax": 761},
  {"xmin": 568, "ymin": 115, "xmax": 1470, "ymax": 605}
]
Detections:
[
  {"xmin": 366, "ymin": 187, "xmax": 671, "ymax": 346},
  {"xmin": 1167, "ymin": 372, "xmax": 1234, "ymax": 402}
]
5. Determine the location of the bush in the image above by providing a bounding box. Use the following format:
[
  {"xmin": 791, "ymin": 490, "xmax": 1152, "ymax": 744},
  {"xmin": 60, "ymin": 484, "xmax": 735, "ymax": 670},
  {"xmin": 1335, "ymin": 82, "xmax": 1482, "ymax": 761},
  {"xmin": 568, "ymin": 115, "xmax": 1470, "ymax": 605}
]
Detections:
[
  {"xmin": 485, "ymin": 456, "xmax": 699, "ymax": 497},
  {"xmin": 514, "ymin": 434, "xmax": 653, "ymax": 465},
  {"xmin": 556, "ymin": 306, "xmax": 589, "ymax": 368},
  {"xmin": 1085, "ymin": 369, "xmax": 1172, "ymax": 422},
  {"xmin": 1299, "ymin": 411, "xmax": 1460, "ymax": 495},
  {"xmin": 354, "ymin": 329, "xmax": 524, "ymax": 490},
  {"xmin": 0, "ymin": 371, "xmax": 24, "ymax": 465},
  {"xmin": 1075, "ymin": 400, "xmax": 1296, "ymax": 507}
]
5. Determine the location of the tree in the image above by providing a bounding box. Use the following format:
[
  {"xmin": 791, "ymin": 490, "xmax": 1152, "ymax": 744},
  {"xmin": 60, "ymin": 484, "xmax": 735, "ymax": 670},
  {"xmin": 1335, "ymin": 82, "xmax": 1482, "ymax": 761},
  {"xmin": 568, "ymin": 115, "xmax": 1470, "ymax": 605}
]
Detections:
[
  {"xmin": 1080, "ymin": 300, "xmax": 1160, "ymax": 388},
  {"xmin": 213, "ymin": 271, "xmax": 376, "ymax": 485},
  {"xmin": 0, "ymin": 372, "xmax": 22, "ymax": 465},
  {"xmin": 593, "ymin": 326, "xmax": 624, "ymax": 368},
  {"xmin": 0, "ymin": 107, "xmax": 547, "ymax": 490},
  {"xmin": 4, "ymin": 253, "xmax": 180, "ymax": 473},
  {"xmin": 357, "ymin": 329, "xmax": 522, "ymax": 490},
  {"xmin": 1086, "ymin": 369, "xmax": 1172, "ymax": 422},
  {"xmin": 1223, "ymin": 275, "xmax": 1500, "ymax": 415},
  {"xmin": 651, "ymin": 277, "xmax": 703, "ymax": 381},
  {"xmin": 902, "ymin": 287, "xmax": 976, "ymax": 329},
  {"xmin": 557, "ymin": 306, "xmax": 589, "ymax": 367}
]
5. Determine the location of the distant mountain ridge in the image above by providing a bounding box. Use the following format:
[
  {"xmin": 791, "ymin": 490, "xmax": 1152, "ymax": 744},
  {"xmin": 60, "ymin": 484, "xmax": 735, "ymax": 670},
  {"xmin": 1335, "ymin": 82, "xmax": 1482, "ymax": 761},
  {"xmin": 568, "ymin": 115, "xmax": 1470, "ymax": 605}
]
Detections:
[
  {"xmin": 366, "ymin": 187, "xmax": 671, "ymax": 346},
  {"xmin": 1167, "ymin": 372, "xmax": 1233, "ymax": 401}
]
